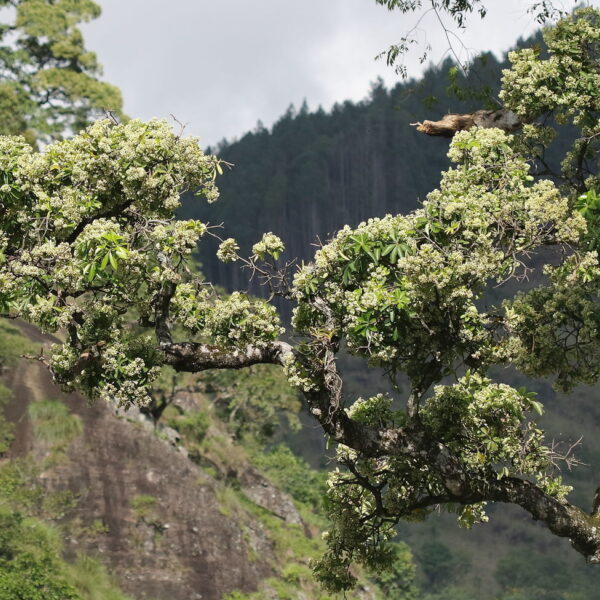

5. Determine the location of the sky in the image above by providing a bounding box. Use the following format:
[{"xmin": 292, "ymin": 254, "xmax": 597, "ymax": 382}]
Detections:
[{"xmin": 82, "ymin": 0, "xmax": 593, "ymax": 147}]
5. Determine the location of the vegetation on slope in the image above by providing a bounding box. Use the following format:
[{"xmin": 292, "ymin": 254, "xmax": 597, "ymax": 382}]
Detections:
[{"xmin": 0, "ymin": 378, "xmax": 131, "ymax": 599}]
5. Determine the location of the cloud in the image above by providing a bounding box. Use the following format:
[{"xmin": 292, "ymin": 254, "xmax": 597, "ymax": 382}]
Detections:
[{"xmin": 83, "ymin": 0, "xmax": 593, "ymax": 146}]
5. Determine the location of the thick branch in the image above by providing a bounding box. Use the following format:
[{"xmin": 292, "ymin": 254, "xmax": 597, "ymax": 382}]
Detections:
[
  {"xmin": 160, "ymin": 340, "xmax": 294, "ymax": 372},
  {"xmin": 161, "ymin": 334, "xmax": 600, "ymax": 564},
  {"xmin": 485, "ymin": 477, "xmax": 600, "ymax": 564},
  {"xmin": 418, "ymin": 433, "xmax": 600, "ymax": 563},
  {"xmin": 422, "ymin": 437, "xmax": 600, "ymax": 563},
  {"xmin": 339, "ymin": 416, "xmax": 600, "ymax": 565},
  {"xmin": 412, "ymin": 108, "xmax": 521, "ymax": 137},
  {"xmin": 161, "ymin": 337, "xmax": 417, "ymax": 460}
]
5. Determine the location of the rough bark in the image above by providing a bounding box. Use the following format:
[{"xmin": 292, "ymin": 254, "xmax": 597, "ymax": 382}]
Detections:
[
  {"xmin": 423, "ymin": 437, "xmax": 600, "ymax": 563},
  {"xmin": 412, "ymin": 108, "xmax": 522, "ymax": 137},
  {"xmin": 159, "ymin": 338, "xmax": 416, "ymax": 459},
  {"xmin": 160, "ymin": 340, "xmax": 294, "ymax": 372},
  {"xmin": 487, "ymin": 477, "xmax": 600, "ymax": 563}
]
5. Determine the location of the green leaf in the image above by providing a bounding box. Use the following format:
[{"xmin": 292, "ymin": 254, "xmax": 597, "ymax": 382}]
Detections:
[
  {"xmin": 87, "ymin": 263, "xmax": 96, "ymax": 282},
  {"xmin": 529, "ymin": 400, "xmax": 544, "ymax": 416},
  {"xmin": 497, "ymin": 466, "xmax": 510, "ymax": 480}
]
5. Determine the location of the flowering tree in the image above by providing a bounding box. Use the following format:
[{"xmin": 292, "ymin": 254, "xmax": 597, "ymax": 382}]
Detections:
[{"xmin": 0, "ymin": 7, "xmax": 599, "ymax": 592}]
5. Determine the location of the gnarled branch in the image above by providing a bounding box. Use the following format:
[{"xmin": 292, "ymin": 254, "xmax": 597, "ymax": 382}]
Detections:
[{"xmin": 160, "ymin": 340, "xmax": 294, "ymax": 372}]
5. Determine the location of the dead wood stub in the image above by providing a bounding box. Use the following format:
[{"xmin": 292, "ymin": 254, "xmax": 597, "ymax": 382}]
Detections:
[{"xmin": 413, "ymin": 109, "xmax": 521, "ymax": 137}]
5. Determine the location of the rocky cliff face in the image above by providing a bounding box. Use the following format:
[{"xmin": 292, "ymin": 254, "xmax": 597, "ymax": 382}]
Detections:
[{"xmin": 2, "ymin": 324, "xmax": 305, "ymax": 600}]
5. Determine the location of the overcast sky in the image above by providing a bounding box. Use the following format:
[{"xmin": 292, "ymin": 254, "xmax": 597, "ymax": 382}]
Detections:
[{"xmin": 82, "ymin": 0, "xmax": 594, "ymax": 147}]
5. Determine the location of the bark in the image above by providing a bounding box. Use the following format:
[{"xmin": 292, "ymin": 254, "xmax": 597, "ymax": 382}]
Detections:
[
  {"xmin": 303, "ymin": 384, "xmax": 418, "ymax": 458},
  {"xmin": 160, "ymin": 340, "xmax": 294, "ymax": 372},
  {"xmin": 412, "ymin": 108, "xmax": 522, "ymax": 137},
  {"xmin": 486, "ymin": 477, "xmax": 600, "ymax": 564},
  {"xmin": 408, "ymin": 435, "xmax": 600, "ymax": 564},
  {"xmin": 159, "ymin": 338, "xmax": 416, "ymax": 458}
]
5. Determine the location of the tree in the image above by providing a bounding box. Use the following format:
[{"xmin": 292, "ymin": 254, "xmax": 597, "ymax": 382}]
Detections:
[
  {"xmin": 371, "ymin": 541, "xmax": 419, "ymax": 599},
  {"xmin": 0, "ymin": 6, "xmax": 599, "ymax": 593},
  {"xmin": 0, "ymin": 0, "xmax": 123, "ymax": 143},
  {"xmin": 418, "ymin": 540, "xmax": 464, "ymax": 591}
]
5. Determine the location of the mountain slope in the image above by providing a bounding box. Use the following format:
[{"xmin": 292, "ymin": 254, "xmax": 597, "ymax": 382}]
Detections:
[{"xmin": 1, "ymin": 322, "xmax": 382, "ymax": 600}]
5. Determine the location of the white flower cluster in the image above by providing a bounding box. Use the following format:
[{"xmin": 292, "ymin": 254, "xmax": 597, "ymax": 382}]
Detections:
[
  {"xmin": 204, "ymin": 292, "xmax": 284, "ymax": 348},
  {"xmin": 171, "ymin": 283, "xmax": 210, "ymax": 332},
  {"xmin": 422, "ymin": 373, "xmax": 571, "ymax": 499},
  {"xmin": 0, "ymin": 118, "xmax": 223, "ymax": 405},
  {"xmin": 345, "ymin": 393, "xmax": 397, "ymax": 428},
  {"xmin": 149, "ymin": 220, "xmax": 206, "ymax": 255},
  {"xmin": 216, "ymin": 238, "xmax": 239, "ymax": 263},
  {"xmin": 173, "ymin": 285, "xmax": 284, "ymax": 347},
  {"xmin": 282, "ymin": 354, "xmax": 318, "ymax": 392},
  {"xmin": 251, "ymin": 232, "xmax": 285, "ymax": 260},
  {"xmin": 501, "ymin": 9, "xmax": 600, "ymax": 126}
]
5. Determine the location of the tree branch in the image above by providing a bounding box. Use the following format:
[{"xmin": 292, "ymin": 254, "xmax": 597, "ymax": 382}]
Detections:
[
  {"xmin": 160, "ymin": 340, "xmax": 294, "ymax": 372},
  {"xmin": 484, "ymin": 476, "xmax": 600, "ymax": 564},
  {"xmin": 422, "ymin": 437, "xmax": 600, "ymax": 564}
]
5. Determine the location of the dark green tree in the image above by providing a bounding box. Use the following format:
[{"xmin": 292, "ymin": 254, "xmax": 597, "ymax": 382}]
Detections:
[
  {"xmin": 0, "ymin": 0, "xmax": 123, "ymax": 143},
  {"xmin": 419, "ymin": 540, "xmax": 458, "ymax": 590}
]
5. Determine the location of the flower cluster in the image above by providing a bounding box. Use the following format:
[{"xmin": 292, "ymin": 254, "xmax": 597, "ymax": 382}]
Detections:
[
  {"xmin": 503, "ymin": 252, "xmax": 600, "ymax": 390},
  {"xmin": 148, "ymin": 220, "xmax": 207, "ymax": 255},
  {"xmin": 500, "ymin": 8, "xmax": 600, "ymax": 126},
  {"xmin": 0, "ymin": 118, "xmax": 222, "ymax": 402},
  {"xmin": 216, "ymin": 237, "xmax": 239, "ymax": 263},
  {"xmin": 173, "ymin": 286, "xmax": 284, "ymax": 348},
  {"xmin": 282, "ymin": 354, "xmax": 319, "ymax": 393},
  {"xmin": 202, "ymin": 292, "xmax": 284, "ymax": 348},
  {"xmin": 421, "ymin": 373, "xmax": 557, "ymax": 491},
  {"xmin": 50, "ymin": 326, "xmax": 163, "ymax": 408},
  {"xmin": 251, "ymin": 232, "xmax": 285, "ymax": 260}
]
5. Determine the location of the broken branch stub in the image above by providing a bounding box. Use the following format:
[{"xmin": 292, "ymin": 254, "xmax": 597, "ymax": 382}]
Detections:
[{"xmin": 412, "ymin": 108, "xmax": 521, "ymax": 137}]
